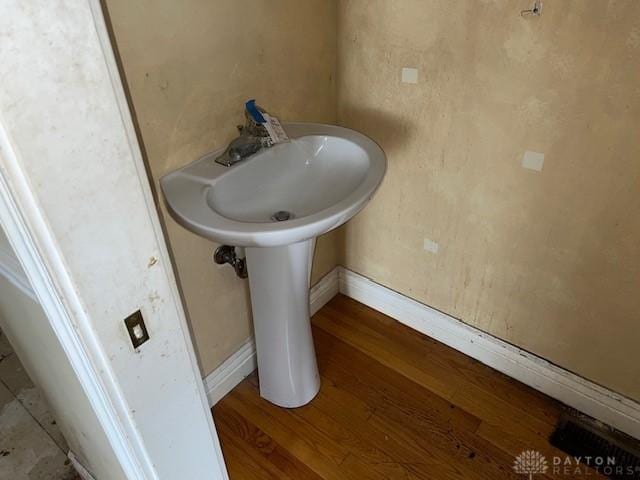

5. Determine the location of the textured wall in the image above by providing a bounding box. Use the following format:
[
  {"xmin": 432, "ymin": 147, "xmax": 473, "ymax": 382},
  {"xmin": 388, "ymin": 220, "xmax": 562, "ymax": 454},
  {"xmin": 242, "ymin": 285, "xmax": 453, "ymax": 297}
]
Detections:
[
  {"xmin": 104, "ymin": 0, "xmax": 339, "ymax": 376},
  {"xmin": 105, "ymin": 0, "xmax": 640, "ymax": 401},
  {"xmin": 337, "ymin": 1, "xmax": 640, "ymax": 400}
]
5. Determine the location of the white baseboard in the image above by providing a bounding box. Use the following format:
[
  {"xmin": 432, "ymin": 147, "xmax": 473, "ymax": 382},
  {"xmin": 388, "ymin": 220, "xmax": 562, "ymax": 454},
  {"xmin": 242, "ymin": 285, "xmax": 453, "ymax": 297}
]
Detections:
[
  {"xmin": 203, "ymin": 268, "xmax": 340, "ymax": 407},
  {"xmin": 310, "ymin": 268, "xmax": 341, "ymax": 317},
  {"xmin": 338, "ymin": 267, "xmax": 640, "ymax": 440},
  {"xmin": 202, "ymin": 265, "xmax": 640, "ymax": 440},
  {"xmin": 203, "ymin": 338, "xmax": 257, "ymax": 407}
]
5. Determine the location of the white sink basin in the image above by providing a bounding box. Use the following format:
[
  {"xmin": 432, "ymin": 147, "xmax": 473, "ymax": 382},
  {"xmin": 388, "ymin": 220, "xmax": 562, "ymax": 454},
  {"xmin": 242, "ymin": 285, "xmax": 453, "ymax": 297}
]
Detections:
[
  {"xmin": 161, "ymin": 123, "xmax": 386, "ymax": 408},
  {"xmin": 161, "ymin": 123, "xmax": 386, "ymax": 247}
]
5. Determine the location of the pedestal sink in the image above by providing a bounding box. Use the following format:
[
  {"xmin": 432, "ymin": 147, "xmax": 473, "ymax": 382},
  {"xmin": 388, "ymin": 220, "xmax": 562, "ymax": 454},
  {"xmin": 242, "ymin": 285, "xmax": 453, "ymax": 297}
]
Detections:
[{"xmin": 161, "ymin": 123, "xmax": 386, "ymax": 408}]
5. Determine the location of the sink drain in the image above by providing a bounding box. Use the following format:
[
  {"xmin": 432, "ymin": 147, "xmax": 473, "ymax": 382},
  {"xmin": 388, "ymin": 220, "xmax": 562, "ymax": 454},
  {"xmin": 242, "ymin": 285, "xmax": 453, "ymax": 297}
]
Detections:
[{"xmin": 271, "ymin": 210, "xmax": 293, "ymax": 222}]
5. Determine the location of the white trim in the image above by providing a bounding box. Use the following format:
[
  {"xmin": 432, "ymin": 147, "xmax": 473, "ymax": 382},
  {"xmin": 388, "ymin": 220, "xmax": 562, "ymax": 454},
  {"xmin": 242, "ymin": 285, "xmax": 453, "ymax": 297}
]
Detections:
[
  {"xmin": 338, "ymin": 267, "xmax": 640, "ymax": 440},
  {"xmin": 1, "ymin": 2, "xmax": 228, "ymax": 478},
  {"xmin": 310, "ymin": 268, "xmax": 340, "ymax": 317},
  {"xmin": 0, "ymin": 119, "xmax": 152, "ymax": 478},
  {"xmin": 204, "ymin": 267, "xmax": 340, "ymax": 407},
  {"xmin": 204, "ymin": 338, "xmax": 257, "ymax": 407},
  {"xmin": 0, "ymin": 127, "xmax": 151, "ymax": 479}
]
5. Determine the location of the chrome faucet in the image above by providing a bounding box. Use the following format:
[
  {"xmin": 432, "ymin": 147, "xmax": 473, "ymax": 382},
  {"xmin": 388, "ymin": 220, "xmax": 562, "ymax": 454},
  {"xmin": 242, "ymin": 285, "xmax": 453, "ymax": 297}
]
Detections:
[{"xmin": 215, "ymin": 104, "xmax": 274, "ymax": 167}]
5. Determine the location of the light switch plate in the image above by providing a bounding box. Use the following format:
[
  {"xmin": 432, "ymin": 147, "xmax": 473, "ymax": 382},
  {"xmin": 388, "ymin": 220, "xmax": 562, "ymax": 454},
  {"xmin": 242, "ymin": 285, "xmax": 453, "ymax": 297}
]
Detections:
[{"xmin": 124, "ymin": 310, "xmax": 149, "ymax": 349}]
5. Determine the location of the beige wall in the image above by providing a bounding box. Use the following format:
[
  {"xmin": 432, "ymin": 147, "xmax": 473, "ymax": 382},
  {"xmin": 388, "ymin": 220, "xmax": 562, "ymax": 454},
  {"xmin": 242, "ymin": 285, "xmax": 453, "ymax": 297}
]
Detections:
[
  {"xmin": 105, "ymin": 0, "xmax": 640, "ymax": 402},
  {"xmin": 337, "ymin": 1, "xmax": 640, "ymax": 400},
  {"xmin": 104, "ymin": 0, "xmax": 339, "ymax": 376}
]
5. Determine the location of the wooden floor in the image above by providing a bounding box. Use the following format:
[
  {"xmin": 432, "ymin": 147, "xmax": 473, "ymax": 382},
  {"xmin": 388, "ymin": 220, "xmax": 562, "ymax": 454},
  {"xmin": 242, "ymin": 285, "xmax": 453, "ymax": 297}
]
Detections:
[{"xmin": 213, "ymin": 295, "xmax": 603, "ymax": 479}]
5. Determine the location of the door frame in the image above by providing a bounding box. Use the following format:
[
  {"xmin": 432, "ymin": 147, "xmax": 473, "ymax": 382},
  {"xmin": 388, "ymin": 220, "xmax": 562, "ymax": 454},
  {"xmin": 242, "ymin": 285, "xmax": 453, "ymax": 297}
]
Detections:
[
  {"xmin": 0, "ymin": 1, "xmax": 228, "ymax": 478},
  {"xmin": 0, "ymin": 121, "xmax": 153, "ymax": 478}
]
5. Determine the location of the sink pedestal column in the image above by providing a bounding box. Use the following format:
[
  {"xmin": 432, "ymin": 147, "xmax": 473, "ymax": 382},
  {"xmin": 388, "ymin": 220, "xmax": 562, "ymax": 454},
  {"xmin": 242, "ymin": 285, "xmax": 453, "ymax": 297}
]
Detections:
[{"xmin": 245, "ymin": 238, "xmax": 320, "ymax": 408}]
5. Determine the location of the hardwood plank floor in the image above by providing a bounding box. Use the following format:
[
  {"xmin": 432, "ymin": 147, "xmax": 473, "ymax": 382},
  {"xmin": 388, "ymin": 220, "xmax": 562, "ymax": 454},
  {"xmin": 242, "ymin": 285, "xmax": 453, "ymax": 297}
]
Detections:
[{"xmin": 213, "ymin": 295, "xmax": 603, "ymax": 479}]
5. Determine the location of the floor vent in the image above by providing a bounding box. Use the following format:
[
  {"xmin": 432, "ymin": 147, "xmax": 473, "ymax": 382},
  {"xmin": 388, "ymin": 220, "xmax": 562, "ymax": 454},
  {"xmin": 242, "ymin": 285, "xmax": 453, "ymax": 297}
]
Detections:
[{"xmin": 550, "ymin": 414, "xmax": 640, "ymax": 479}]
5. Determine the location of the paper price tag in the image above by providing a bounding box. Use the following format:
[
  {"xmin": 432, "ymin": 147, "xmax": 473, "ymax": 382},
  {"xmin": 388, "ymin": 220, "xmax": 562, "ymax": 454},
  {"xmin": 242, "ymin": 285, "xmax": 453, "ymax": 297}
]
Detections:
[{"xmin": 262, "ymin": 113, "xmax": 289, "ymax": 144}]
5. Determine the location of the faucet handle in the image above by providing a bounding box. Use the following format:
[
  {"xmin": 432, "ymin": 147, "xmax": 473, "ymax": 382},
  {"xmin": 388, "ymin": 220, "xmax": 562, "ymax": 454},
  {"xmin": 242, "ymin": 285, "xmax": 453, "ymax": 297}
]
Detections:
[{"xmin": 243, "ymin": 105, "xmax": 270, "ymax": 138}]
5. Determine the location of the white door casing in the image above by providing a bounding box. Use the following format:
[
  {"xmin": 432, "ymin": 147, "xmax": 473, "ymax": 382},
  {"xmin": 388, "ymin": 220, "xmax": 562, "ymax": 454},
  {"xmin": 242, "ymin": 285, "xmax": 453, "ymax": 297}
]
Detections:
[{"xmin": 0, "ymin": 1, "xmax": 228, "ymax": 478}]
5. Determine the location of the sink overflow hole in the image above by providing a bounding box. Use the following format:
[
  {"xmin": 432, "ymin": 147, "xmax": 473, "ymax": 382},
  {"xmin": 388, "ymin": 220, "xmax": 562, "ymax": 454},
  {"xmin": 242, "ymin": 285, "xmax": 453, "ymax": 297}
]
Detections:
[{"xmin": 271, "ymin": 211, "xmax": 293, "ymax": 222}]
